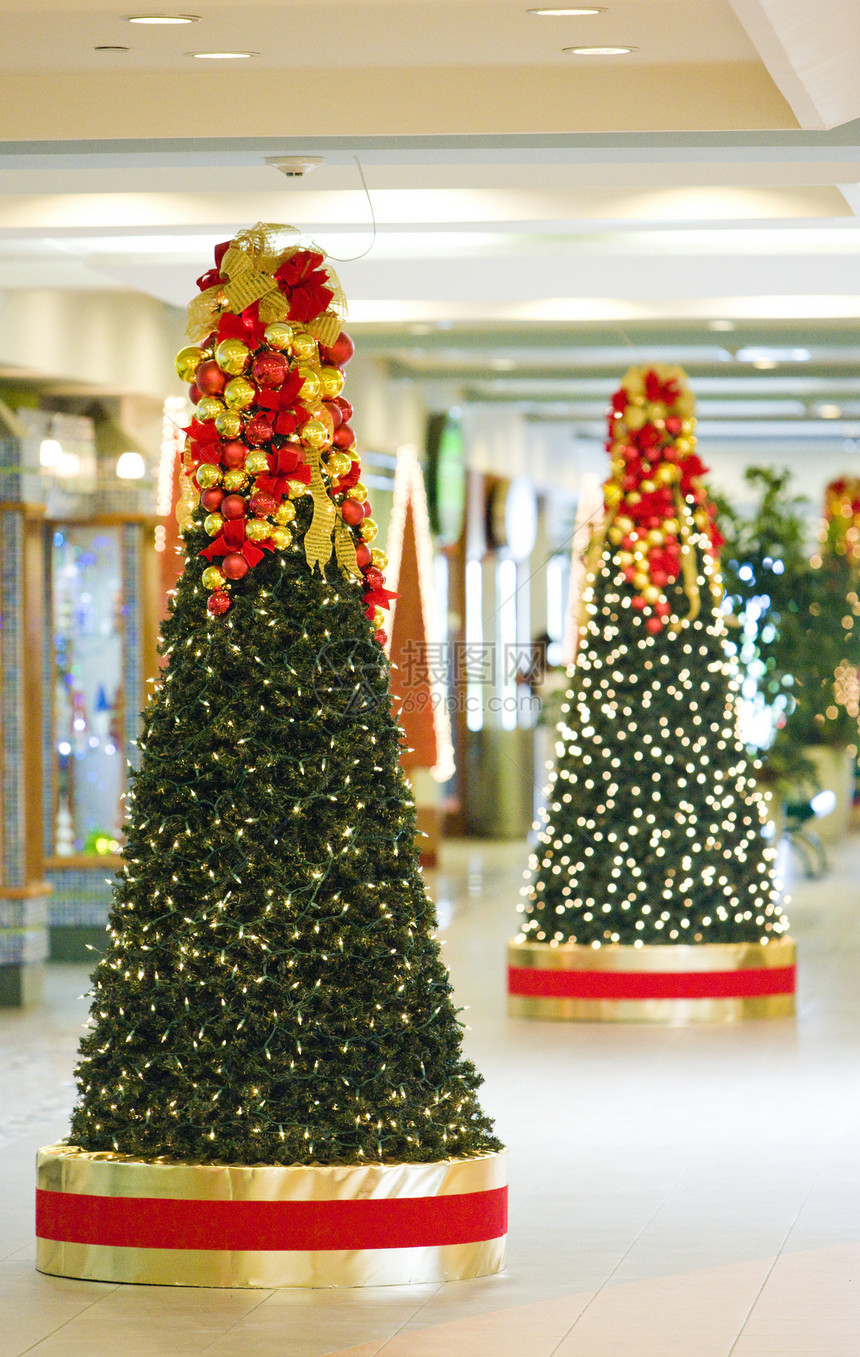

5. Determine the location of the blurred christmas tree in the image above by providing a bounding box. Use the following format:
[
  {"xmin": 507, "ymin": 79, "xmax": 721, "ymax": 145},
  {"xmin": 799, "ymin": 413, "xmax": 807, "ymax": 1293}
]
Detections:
[
  {"xmin": 718, "ymin": 469, "xmax": 860, "ymax": 775},
  {"xmin": 69, "ymin": 226, "xmax": 500, "ymax": 1166},
  {"xmin": 517, "ymin": 365, "xmax": 790, "ymax": 949}
]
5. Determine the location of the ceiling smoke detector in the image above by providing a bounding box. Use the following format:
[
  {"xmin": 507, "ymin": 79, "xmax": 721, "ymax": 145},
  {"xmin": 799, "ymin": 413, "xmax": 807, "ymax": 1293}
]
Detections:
[{"xmin": 265, "ymin": 156, "xmax": 324, "ymax": 178}]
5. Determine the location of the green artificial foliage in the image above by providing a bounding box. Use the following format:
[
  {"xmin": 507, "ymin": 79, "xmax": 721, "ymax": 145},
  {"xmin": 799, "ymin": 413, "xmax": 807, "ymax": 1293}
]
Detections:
[
  {"xmin": 718, "ymin": 466, "xmax": 860, "ymax": 765},
  {"xmin": 517, "ymin": 539, "xmax": 790, "ymax": 949},
  {"xmin": 70, "ymin": 508, "xmax": 500, "ymax": 1165}
]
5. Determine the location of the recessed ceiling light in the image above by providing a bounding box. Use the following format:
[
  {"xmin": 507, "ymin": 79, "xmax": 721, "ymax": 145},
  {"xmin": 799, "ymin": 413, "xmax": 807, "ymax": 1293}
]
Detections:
[
  {"xmin": 818, "ymin": 404, "xmax": 842, "ymax": 419},
  {"xmin": 708, "ymin": 319, "xmax": 736, "ymax": 332},
  {"xmin": 564, "ymin": 44, "xmax": 637, "ymax": 54},
  {"xmin": 752, "ymin": 359, "xmax": 778, "ymax": 370},
  {"xmin": 528, "ymin": 7, "xmax": 607, "ymax": 14},
  {"xmin": 188, "ymin": 50, "xmax": 259, "ymax": 59},
  {"xmin": 94, "ymin": 45, "xmax": 130, "ymax": 51},
  {"xmin": 126, "ymin": 14, "xmax": 200, "ymax": 22}
]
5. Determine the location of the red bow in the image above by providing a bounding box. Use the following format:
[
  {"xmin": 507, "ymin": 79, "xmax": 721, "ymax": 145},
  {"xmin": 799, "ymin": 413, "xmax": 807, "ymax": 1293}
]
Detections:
[
  {"xmin": 184, "ymin": 420, "xmax": 222, "ymax": 466},
  {"xmin": 363, "ymin": 586, "xmax": 399, "ymax": 618},
  {"xmin": 254, "ymin": 448, "xmax": 311, "ymax": 500},
  {"xmin": 199, "ymin": 518, "xmax": 271, "ymax": 567},
  {"xmin": 275, "ymin": 250, "xmax": 334, "ymax": 323}
]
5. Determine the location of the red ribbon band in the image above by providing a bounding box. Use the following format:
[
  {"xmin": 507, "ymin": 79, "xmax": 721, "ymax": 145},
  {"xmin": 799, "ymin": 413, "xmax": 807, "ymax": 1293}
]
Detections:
[
  {"xmin": 508, "ymin": 964, "xmax": 795, "ymax": 1001},
  {"xmin": 36, "ymin": 1184, "xmax": 507, "ymax": 1253}
]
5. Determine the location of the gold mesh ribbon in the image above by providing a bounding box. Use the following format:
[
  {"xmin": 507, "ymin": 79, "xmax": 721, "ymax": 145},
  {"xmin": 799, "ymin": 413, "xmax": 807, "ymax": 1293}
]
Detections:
[
  {"xmin": 175, "ymin": 449, "xmax": 197, "ymax": 529},
  {"xmin": 303, "ymin": 447, "xmax": 338, "ymax": 573},
  {"xmin": 335, "ymin": 517, "xmax": 361, "ymax": 579},
  {"xmin": 186, "ymin": 223, "xmax": 347, "ymax": 344},
  {"xmin": 577, "ymin": 505, "xmax": 614, "ymax": 637},
  {"xmin": 671, "ymin": 489, "xmax": 701, "ymax": 631}
]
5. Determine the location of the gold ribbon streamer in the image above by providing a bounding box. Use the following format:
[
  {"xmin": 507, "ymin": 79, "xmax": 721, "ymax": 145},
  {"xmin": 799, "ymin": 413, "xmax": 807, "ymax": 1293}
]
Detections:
[
  {"xmin": 671, "ymin": 489, "xmax": 701, "ymax": 632},
  {"xmin": 303, "ymin": 446, "xmax": 338, "ymax": 574},
  {"xmin": 175, "ymin": 450, "xmax": 197, "ymax": 529},
  {"xmin": 577, "ymin": 505, "xmax": 615, "ymax": 638},
  {"xmin": 334, "ymin": 517, "xmax": 362, "ymax": 580}
]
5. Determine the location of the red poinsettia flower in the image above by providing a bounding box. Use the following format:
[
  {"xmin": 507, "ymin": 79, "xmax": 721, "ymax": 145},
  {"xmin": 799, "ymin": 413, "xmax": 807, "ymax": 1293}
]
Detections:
[
  {"xmin": 275, "ymin": 250, "xmax": 334, "ymax": 323},
  {"xmin": 611, "ymin": 389, "xmax": 629, "ymax": 416}
]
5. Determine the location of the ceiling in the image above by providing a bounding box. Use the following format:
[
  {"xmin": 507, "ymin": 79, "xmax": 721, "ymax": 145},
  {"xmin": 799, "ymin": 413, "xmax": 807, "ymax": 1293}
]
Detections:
[{"xmin": 2, "ymin": 0, "xmax": 860, "ymax": 476}]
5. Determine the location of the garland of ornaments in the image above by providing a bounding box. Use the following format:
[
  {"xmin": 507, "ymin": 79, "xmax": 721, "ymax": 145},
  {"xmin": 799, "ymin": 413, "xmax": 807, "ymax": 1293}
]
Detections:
[
  {"xmin": 173, "ymin": 225, "xmax": 396, "ymax": 641},
  {"xmin": 599, "ymin": 364, "xmax": 724, "ymax": 635}
]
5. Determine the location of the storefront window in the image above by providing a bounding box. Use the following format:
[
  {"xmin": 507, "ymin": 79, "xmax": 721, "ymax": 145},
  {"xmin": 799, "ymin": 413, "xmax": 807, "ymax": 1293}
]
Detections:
[{"xmin": 49, "ymin": 526, "xmax": 125, "ymax": 856}]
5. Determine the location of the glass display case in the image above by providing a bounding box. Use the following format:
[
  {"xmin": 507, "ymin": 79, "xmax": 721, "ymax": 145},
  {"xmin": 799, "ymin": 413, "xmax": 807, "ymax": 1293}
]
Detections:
[{"xmin": 49, "ymin": 525, "xmax": 125, "ymax": 857}]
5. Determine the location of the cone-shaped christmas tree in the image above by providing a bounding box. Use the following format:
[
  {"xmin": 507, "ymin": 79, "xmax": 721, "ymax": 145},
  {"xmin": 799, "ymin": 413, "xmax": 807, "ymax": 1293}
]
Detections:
[
  {"xmin": 508, "ymin": 365, "xmax": 795, "ymax": 1024},
  {"xmin": 37, "ymin": 225, "xmax": 505, "ymax": 1290}
]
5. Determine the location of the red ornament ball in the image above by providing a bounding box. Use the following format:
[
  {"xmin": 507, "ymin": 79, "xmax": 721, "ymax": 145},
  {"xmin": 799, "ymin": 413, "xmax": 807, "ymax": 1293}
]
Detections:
[
  {"xmin": 200, "ymin": 487, "xmax": 225, "ymax": 512},
  {"xmin": 189, "ymin": 383, "xmax": 202, "ymax": 406},
  {"xmin": 245, "ymin": 414, "xmax": 273, "ymax": 446},
  {"xmin": 249, "ymin": 490, "xmax": 276, "ymax": 517},
  {"xmin": 646, "ymin": 616, "xmax": 664, "ymax": 634},
  {"xmin": 207, "ymin": 589, "xmax": 232, "ymax": 616},
  {"xmin": 333, "ymin": 396, "xmax": 353, "ymax": 423},
  {"xmin": 340, "ymin": 499, "xmax": 364, "ymax": 527},
  {"xmin": 363, "ymin": 500, "xmax": 373, "ymax": 517},
  {"xmin": 363, "ymin": 566, "xmax": 384, "ymax": 589},
  {"xmin": 251, "ymin": 350, "xmax": 288, "ymax": 388},
  {"xmin": 374, "ymin": 628, "xmax": 387, "ymax": 646},
  {"xmin": 322, "ymin": 399, "xmax": 343, "ymax": 429},
  {"xmin": 222, "ymin": 552, "xmax": 249, "ymax": 580},
  {"xmin": 221, "ymin": 440, "xmax": 247, "ymax": 469},
  {"xmin": 333, "ymin": 422, "xmax": 355, "ymax": 450},
  {"xmin": 196, "ymin": 359, "xmax": 228, "ymax": 397},
  {"xmin": 631, "ymin": 595, "xmax": 647, "ymax": 610},
  {"xmin": 355, "ymin": 542, "xmax": 372, "ymax": 569},
  {"xmin": 325, "ymin": 331, "xmax": 355, "ymax": 368},
  {"xmin": 221, "ymin": 494, "xmax": 247, "ymax": 520}
]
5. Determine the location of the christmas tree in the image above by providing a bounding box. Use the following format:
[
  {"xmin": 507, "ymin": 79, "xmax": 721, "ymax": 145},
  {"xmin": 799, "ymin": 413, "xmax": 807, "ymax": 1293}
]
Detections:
[
  {"xmin": 513, "ymin": 366, "xmax": 792, "ymax": 976},
  {"xmin": 67, "ymin": 226, "xmax": 500, "ymax": 1167}
]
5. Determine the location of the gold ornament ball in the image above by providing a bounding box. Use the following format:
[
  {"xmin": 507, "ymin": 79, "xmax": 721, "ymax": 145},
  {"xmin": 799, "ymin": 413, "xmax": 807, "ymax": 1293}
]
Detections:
[
  {"xmin": 625, "ymin": 407, "xmax": 646, "ymax": 432},
  {"xmin": 203, "ymin": 513, "xmax": 224, "ymax": 537},
  {"xmin": 608, "ymin": 527, "xmax": 624, "ymax": 546},
  {"xmin": 300, "ymin": 418, "xmax": 330, "ymax": 449},
  {"xmin": 618, "ymin": 550, "xmax": 634, "ymax": 568},
  {"xmin": 223, "ymin": 377, "xmax": 256, "ymax": 410},
  {"xmin": 372, "ymin": 606, "xmax": 386, "ymax": 629},
  {"xmin": 223, "ymin": 468, "xmax": 249, "ymax": 492},
  {"xmin": 175, "ymin": 345, "xmax": 204, "ymax": 383},
  {"xmin": 215, "ymin": 338, "xmax": 250, "ymax": 376},
  {"xmin": 647, "ymin": 528, "xmax": 665, "ymax": 546},
  {"xmin": 291, "ymin": 330, "xmax": 317, "ymax": 362},
  {"xmin": 346, "ymin": 481, "xmax": 367, "ymax": 503},
  {"xmin": 245, "ymin": 451, "xmax": 270, "ymax": 476},
  {"xmin": 287, "ymin": 479, "xmax": 310, "ymax": 499},
  {"xmin": 202, "ymin": 565, "xmax": 226, "ymax": 590},
  {"xmin": 326, "ymin": 451, "xmax": 353, "ymax": 479},
  {"xmin": 319, "ymin": 365, "xmax": 345, "ymax": 398},
  {"xmin": 214, "ymin": 409, "xmax": 243, "ymax": 440},
  {"xmin": 675, "ymin": 438, "xmax": 691, "ymax": 455},
  {"xmin": 604, "ymin": 484, "xmax": 623, "ymax": 507},
  {"xmin": 644, "ymin": 585, "xmax": 661, "ymax": 604},
  {"xmin": 370, "ymin": 548, "xmax": 388, "ymax": 570},
  {"xmin": 359, "ymin": 518, "xmax": 379, "ymax": 542},
  {"xmin": 196, "ymin": 396, "xmax": 224, "ymax": 422},
  {"xmin": 656, "ymin": 465, "xmax": 677, "ymax": 486},
  {"xmin": 245, "ymin": 518, "xmax": 270, "ymax": 542},
  {"xmin": 196, "ymin": 464, "xmax": 222, "ymax": 490},
  {"xmin": 263, "ymin": 322, "xmax": 294, "ymax": 351},
  {"xmin": 296, "ymin": 366, "xmax": 322, "ymax": 401},
  {"xmin": 632, "ymin": 571, "xmax": 649, "ymax": 590},
  {"xmin": 270, "ymin": 525, "xmax": 292, "ymax": 550},
  {"xmin": 616, "ymin": 515, "xmax": 634, "ymax": 533},
  {"xmin": 640, "ymin": 478, "xmax": 656, "ymax": 494},
  {"xmin": 274, "ymin": 501, "xmax": 296, "ymax": 525}
]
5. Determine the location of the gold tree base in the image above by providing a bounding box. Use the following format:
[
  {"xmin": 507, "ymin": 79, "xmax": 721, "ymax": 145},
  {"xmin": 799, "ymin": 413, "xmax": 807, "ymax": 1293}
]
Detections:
[
  {"xmin": 36, "ymin": 1144, "xmax": 507, "ymax": 1288},
  {"xmin": 508, "ymin": 937, "xmax": 796, "ymax": 1024}
]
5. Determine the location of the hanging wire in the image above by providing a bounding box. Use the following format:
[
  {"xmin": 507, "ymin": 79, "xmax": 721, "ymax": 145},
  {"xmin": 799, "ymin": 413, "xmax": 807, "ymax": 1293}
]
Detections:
[{"xmin": 323, "ymin": 157, "xmax": 378, "ymax": 263}]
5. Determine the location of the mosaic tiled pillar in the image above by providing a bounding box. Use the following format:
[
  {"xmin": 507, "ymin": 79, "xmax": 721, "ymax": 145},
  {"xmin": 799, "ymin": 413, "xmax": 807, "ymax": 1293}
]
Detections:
[{"xmin": 0, "ymin": 502, "xmax": 50, "ymax": 1005}]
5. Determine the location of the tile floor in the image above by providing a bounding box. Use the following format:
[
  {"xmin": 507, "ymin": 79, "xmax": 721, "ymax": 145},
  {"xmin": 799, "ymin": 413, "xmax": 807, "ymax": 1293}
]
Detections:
[{"xmin": 3, "ymin": 834, "xmax": 860, "ymax": 1356}]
